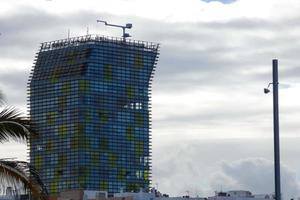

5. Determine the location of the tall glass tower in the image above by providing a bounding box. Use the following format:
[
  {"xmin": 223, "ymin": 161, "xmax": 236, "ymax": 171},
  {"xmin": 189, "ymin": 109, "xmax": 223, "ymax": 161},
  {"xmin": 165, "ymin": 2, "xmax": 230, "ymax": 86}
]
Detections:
[{"xmin": 28, "ymin": 35, "xmax": 159, "ymax": 195}]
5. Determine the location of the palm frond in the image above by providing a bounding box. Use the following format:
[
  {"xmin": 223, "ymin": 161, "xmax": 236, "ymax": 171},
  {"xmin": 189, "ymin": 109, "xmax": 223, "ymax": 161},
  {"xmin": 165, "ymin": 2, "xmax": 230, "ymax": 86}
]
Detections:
[
  {"xmin": 0, "ymin": 107, "xmax": 36, "ymax": 143},
  {"xmin": 0, "ymin": 159, "xmax": 48, "ymax": 200}
]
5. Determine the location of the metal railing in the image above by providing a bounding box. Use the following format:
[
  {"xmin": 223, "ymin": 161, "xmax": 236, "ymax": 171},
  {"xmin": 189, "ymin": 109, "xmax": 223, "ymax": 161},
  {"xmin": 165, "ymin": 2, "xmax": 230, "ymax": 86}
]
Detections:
[{"xmin": 40, "ymin": 34, "xmax": 159, "ymax": 52}]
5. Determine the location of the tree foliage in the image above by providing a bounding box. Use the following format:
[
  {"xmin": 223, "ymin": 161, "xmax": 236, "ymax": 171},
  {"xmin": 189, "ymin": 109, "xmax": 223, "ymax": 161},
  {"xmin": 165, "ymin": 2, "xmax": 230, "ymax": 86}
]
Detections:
[
  {"xmin": 0, "ymin": 92, "xmax": 47, "ymax": 199},
  {"xmin": 0, "ymin": 107, "xmax": 36, "ymax": 142},
  {"xmin": 0, "ymin": 159, "xmax": 48, "ymax": 200}
]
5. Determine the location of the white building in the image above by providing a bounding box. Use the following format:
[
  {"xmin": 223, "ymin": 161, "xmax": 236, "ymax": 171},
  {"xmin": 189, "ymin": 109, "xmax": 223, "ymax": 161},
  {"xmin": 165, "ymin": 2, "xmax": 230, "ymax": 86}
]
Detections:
[
  {"xmin": 208, "ymin": 191, "xmax": 274, "ymax": 200},
  {"xmin": 114, "ymin": 190, "xmax": 274, "ymax": 200},
  {"xmin": 114, "ymin": 190, "xmax": 205, "ymax": 200}
]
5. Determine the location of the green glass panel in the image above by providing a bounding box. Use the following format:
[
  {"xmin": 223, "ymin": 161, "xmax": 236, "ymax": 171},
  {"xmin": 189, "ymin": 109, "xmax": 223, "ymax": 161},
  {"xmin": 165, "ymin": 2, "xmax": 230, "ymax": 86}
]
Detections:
[
  {"xmin": 103, "ymin": 64, "xmax": 113, "ymax": 81},
  {"xmin": 117, "ymin": 168, "xmax": 127, "ymax": 180},
  {"xmin": 51, "ymin": 67, "xmax": 59, "ymax": 83},
  {"xmin": 79, "ymin": 166, "xmax": 87, "ymax": 175},
  {"xmin": 58, "ymin": 124, "xmax": 67, "ymax": 138},
  {"xmin": 58, "ymin": 154, "xmax": 67, "ymax": 166},
  {"xmin": 144, "ymin": 170, "xmax": 149, "ymax": 180},
  {"xmin": 108, "ymin": 153, "xmax": 117, "ymax": 167},
  {"xmin": 77, "ymin": 123, "xmax": 85, "ymax": 137},
  {"xmin": 34, "ymin": 155, "xmax": 42, "ymax": 170},
  {"xmin": 62, "ymin": 81, "xmax": 71, "ymax": 94},
  {"xmin": 79, "ymin": 176, "xmax": 86, "ymax": 187},
  {"xmin": 99, "ymin": 138, "xmax": 108, "ymax": 150},
  {"xmin": 46, "ymin": 112, "xmax": 55, "ymax": 124},
  {"xmin": 135, "ymin": 112, "xmax": 144, "ymax": 127},
  {"xmin": 58, "ymin": 96, "xmax": 66, "ymax": 110},
  {"xmin": 85, "ymin": 108, "xmax": 91, "ymax": 122},
  {"xmin": 79, "ymin": 140, "xmax": 86, "ymax": 149},
  {"xmin": 79, "ymin": 80, "xmax": 89, "ymax": 93},
  {"xmin": 46, "ymin": 140, "xmax": 53, "ymax": 152},
  {"xmin": 100, "ymin": 181, "xmax": 108, "ymax": 191},
  {"xmin": 134, "ymin": 54, "xmax": 144, "ymax": 68},
  {"xmin": 50, "ymin": 182, "xmax": 58, "ymax": 193},
  {"xmin": 78, "ymin": 167, "xmax": 87, "ymax": 187},
  {"xmin": 55, "ymin": 168, "xmax": 63, "ymax": 178},
  {"xmin": 135, "ymin": 141, "xmax": 144, "ymax": 156},
  {"xmin": 126, "ymin": 127, "xmax": 134, "ymax": 140},
  {"xmin": 126, "ymin": 85, "xmax": 134, "ymax": 98},
  {"xmin": 75, "ymin": 123, "xmax": 86, "ymax": 149},
  {"xmin": 98, "ymin": 111, "xmax": 108, "ymax": 124},
  {"xmin": 71, "ymin": 138, "xmax": 79, "ymax": 149},
  {"xmin": 91, "ymin": 152, "xmax": 100, "ymax": 165}
]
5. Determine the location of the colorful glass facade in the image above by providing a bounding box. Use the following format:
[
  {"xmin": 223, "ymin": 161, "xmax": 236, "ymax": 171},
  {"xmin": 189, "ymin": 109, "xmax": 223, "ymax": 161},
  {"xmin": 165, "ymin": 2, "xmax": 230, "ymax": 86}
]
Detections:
[{"xmin": 28, "ymin": 35, "xmax": 159, "ymax": 195}]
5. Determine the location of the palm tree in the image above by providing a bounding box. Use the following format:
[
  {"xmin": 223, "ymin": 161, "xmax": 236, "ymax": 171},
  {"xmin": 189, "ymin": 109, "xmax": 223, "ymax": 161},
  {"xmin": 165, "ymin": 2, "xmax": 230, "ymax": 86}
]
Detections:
[
  {"xmin": 0, "ymin": 107, "xmax": 34, "ymax": 142},
  {"xmin": 0, "ymin": 160, "xmax": 48, "ymax": 200},
  {"xmin": 0, "ymin": 93, "xmax": 48, "ymax": 200}
]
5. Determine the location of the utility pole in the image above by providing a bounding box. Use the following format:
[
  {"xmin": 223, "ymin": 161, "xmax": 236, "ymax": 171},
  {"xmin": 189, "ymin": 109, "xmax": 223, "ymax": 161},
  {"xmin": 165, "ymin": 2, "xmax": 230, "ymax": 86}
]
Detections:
[
  {"xmin": 264, "ymin": 59, "xmax": 281, "ymax": 200},
  {"xmin": 272, "ymin": 59, "xmax": 281, "ymax": 200}
]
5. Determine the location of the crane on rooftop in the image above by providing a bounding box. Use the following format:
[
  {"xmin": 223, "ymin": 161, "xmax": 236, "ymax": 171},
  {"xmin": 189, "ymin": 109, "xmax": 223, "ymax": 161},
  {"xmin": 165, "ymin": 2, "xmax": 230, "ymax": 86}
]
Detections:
[{"xmin": 96, "ymin": 20, "xmax": 132, "ymax": 41}]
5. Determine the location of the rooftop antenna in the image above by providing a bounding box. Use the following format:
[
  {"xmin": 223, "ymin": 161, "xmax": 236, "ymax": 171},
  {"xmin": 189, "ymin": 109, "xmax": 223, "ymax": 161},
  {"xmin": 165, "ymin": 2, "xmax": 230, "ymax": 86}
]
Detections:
[
  {"xmin": 186, "ymin": 190, "xmax": 190, "ymax": 197},
  {"xmin": 68, "ymin": 29, "xmax": 70, "ymax": 40},
  {"xmin": 96, "ymin": 20, "xmax": 132, "ymax": 41}
]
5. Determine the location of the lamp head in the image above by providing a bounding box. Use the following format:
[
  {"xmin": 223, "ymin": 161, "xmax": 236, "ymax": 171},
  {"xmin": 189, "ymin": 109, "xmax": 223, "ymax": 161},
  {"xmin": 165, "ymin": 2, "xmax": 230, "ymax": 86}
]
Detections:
[
  {"xmin": 264, "ymin": 88, "xmax": 270, "ymax": 94},
  {"xmin": 126, "ymin": 23, "xmax": 132, "ymax": 29}
]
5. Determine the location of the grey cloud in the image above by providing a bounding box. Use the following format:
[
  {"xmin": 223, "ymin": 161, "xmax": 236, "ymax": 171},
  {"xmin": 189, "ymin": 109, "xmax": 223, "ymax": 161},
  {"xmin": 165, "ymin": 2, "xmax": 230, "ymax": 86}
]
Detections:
[
  {"xmin": 141, "ymin": 18, "xmax": 300, "ymax": 79},
  {"xmin": 1, "ymin": 6, "xmax": 300, "ymax": 137},
  {"xmin": 210, "ymin": 158, "xmax": 300, "ymax": 200},
  {"xmin": 0, "ymin": 69, "xmax": 29, "ymax": 107},
  {"xmin": 0, "ymin": 69, "xmax": 29, "ymax": 89},
  {"xmin": 2, "ymin": 7, "xmax": 300, "ymax": 93},
  {"xmin": 0, "ymin": 8, "xmax": 116, "ymax": 106},
  {"xmin": 0, "ymin": 7, "xmax": 116, "ymax": 59},
  {"xmin": 152, "ymin": 138, "xmax": 300, "ymax": 198}
]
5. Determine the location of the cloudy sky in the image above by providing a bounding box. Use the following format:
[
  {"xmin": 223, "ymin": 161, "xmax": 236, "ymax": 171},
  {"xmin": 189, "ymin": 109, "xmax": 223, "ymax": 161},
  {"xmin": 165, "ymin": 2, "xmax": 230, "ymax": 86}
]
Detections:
[{"xmin": 2, "ymin": 0, "xmax": 300, "ymax": 199}]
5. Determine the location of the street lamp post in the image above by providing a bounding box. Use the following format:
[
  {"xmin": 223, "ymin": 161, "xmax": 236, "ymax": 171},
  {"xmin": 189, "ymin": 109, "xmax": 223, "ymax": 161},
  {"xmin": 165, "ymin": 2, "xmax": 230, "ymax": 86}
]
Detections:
[
  {"xmin": 272, "ymin": 59, "xmax": 281, "ymax": 200},
  {"xmin": 264, "ymin": 59, "xmax": 281, "ymax": 200}
]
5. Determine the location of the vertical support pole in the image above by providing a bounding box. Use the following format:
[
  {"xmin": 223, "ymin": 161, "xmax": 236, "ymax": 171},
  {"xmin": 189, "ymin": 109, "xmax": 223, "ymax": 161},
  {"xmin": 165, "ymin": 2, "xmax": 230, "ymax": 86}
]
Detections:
[
  {"xmin": 273, "ymin": 59, "xmax": 281, "ymax": 200},
  {"xmin": 122, "ymin": 27, "xmax": 126, "ymax": 42}
]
